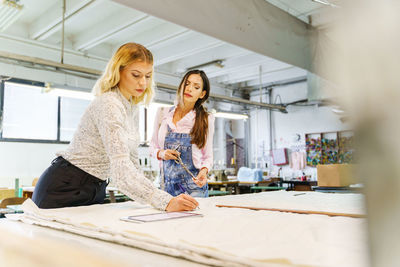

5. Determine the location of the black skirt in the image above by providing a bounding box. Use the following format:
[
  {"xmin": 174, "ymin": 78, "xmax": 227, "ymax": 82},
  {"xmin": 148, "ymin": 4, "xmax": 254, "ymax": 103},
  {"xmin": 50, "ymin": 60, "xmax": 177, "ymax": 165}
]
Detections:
[{"xmin": 32, "ymin": 156, "xmax": 108, "ymax": 209}]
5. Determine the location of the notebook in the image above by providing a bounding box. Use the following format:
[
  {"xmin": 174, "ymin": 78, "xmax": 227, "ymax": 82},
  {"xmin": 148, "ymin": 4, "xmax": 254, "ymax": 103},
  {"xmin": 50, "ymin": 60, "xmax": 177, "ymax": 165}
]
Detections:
[{"xmin": 120, "ymin": 211, "xmax": 203, "ymax": 223}]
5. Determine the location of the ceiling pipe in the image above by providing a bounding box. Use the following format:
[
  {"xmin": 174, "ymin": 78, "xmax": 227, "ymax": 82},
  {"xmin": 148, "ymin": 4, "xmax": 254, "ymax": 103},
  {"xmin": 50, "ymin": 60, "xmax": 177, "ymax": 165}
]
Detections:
[
  {"xmin": 186, "ymin": 59, "xmax": 224, "ymax": 71},
  {"xmin": 0, "ymin": 51, "xmax": 287, "ymax": 112},
  {"xmin": 157, "ymin": 82, "xmax": 287, "ymax": 112},
  {"xmin": 34, "ymin": 0, "xmax": 96, "ymax": 40},
  {"xmin": 60, "ymin": 0, "xmax": 66, "ymax": 64},
  {"xmin": 242, "ymin": 77, "xmax": 307, "ymax": 92},
  {"xmin": 0, "ymin": 51, "xmax": 102, "ymax": 76},
  {"xmin": 0, "ymin": 33, "xmax": 108, "ymax": 61}
]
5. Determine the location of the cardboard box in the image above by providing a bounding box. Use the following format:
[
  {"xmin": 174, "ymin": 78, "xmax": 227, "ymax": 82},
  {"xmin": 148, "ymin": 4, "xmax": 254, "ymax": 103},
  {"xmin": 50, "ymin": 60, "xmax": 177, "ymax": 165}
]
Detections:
[
  {"xmin": 317, "ymin": 164, "xmax": 355, "ymax": 187},
  {"xmin": 0, "ymin": 189, "xmax": 15, "ymax": 200}
]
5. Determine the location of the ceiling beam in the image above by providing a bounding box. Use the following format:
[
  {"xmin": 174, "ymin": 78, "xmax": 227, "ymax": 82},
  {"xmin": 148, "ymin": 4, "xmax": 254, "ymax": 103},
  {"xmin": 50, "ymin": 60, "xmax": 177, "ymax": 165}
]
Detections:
[
  {"xmin": 151, "ymin": 32, "xmax": 224, "ymax": 66},
  {"xmin": 116, "ymin": 22, "xmax": 189, "ymax": 51},
  {"xmin": 216, "ymin": 63, "xmax": 296, "ymax": 84},
  {"xmin": 245, "ymin": 69, "xmax": 307, "ymax": 87},
  {"xmin": 0, "ymin": 51, "xmax": 102, "ymax": 76},
  {"xmin": 163, "ymin": 44, "xmax": 251, "ymax": 73},
  {"xmin": 74, "ymin": 11, "xmax": 150, "ymax": 51},
  {"xmin": 206, "ymin": 54, "xmax": 276, "ymax": 79},
  {"xmin": 29, "ymin": 0, "xmax": 97, "ymax": 41},
  {"xmin": 146, "ymin": 28, "xmax": 190, "ymax": 49},
  {"xmin": 157, "ymin": 82, "xmax": 286, "ymax": 112},
  {"xmin": 113, "ymin": 0, "xmax": 319, "ymax": 72},
  {"xmin": 0, "ymin": 33, "xmax": 108, "ymax": 70}
]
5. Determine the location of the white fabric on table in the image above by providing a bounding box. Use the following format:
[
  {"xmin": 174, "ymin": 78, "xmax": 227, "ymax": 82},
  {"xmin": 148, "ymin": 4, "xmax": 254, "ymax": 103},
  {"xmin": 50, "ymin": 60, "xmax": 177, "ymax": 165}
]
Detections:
[{"xmin": 10, "ymin": 191, "xmax": 369, "ymax": 267}]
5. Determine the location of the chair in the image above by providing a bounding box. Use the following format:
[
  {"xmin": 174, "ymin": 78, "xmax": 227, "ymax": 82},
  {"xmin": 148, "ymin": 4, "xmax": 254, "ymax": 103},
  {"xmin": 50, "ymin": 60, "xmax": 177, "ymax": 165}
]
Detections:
[
  {"xmin": 0, "ymin": 197, "xmax": 28, "ymax": 208},
  {"xmin": 32, "ymin": 177, "xmax": 39, "ymax": 186}
]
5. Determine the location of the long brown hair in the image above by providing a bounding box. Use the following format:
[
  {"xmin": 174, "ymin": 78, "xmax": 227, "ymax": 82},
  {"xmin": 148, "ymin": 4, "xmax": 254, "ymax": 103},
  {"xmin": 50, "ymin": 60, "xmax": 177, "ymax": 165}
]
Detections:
[{"xmin": 176, "ymin": 70, "xmax": 210, "ymax": 149}]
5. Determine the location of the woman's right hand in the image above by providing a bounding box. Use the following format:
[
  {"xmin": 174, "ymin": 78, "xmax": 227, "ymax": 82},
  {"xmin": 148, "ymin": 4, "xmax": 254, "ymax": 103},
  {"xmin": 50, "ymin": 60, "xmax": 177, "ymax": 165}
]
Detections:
[
  {"xmin": 159, "ymin": 149, "xmax": 180, "ymax": 160},
  {"xmin": 166, "ymin": 194, "xmax": 199, "ymax": 211}
]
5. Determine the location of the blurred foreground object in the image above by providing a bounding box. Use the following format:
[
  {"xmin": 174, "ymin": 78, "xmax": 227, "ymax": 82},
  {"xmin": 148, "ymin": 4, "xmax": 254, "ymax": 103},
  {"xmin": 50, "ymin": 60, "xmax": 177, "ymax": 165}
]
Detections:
[
  {"xmin": 322, "ymin": 0, "xmax": 400, "ymax": 266},
  {"xmin": 0, "ymin": 224, "xmax": 122, "ymax": 267}
]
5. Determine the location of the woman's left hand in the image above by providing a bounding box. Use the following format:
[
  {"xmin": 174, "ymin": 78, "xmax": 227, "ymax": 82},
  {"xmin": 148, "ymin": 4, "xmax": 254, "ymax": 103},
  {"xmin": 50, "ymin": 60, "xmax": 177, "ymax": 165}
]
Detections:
[{"xmin": 193, "ymin": 168, "xmax": 208, "ymax": 187}]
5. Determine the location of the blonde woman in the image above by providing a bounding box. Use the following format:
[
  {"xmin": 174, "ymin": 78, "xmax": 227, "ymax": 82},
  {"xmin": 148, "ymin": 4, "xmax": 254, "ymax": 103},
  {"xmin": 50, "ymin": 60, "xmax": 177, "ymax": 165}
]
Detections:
[{"xmin": 33, "ymin": 43, "xmax": 198, "ymax": 211}]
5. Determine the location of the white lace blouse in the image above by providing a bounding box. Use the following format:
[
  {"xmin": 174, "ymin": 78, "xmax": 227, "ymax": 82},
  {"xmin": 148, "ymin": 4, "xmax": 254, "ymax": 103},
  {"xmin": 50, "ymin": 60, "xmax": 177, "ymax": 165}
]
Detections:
[{"xmin": 57, "ymin": 88, "xmax": 173, "ymax": 210}]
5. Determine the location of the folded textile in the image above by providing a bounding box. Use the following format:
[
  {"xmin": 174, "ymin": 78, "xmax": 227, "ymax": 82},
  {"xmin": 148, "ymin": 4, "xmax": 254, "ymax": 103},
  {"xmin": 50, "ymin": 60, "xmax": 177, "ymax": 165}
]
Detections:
[
  {"xmin": 237, "ymin": 167, "xmax": 263, "ymax": 182},
  {"xmin": 11, "ymin": 191, "xmax": 369, "ymax": 267}
]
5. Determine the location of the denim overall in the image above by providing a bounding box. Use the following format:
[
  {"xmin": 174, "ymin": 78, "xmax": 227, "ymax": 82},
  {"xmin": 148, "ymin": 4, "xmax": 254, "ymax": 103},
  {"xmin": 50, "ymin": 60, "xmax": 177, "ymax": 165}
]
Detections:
[{"xmin": 163, "ymin": 125, "xmax": 208, "ymax": 197}]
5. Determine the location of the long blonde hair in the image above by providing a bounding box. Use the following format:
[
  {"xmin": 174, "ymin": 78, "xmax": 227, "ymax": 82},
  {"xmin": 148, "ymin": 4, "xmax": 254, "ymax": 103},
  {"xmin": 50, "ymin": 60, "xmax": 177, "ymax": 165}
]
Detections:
[{"xmin": 93, "ymin": 42, "xmax": 155, "ymax": 105}]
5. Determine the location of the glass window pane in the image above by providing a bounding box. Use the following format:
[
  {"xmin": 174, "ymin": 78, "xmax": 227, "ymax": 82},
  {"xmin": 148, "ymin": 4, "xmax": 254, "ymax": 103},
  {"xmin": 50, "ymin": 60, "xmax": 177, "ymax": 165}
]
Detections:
[
  {"xmin": 60, "ymin": 97, "xmax": 91, "ymax": 141},
  {"xmin": 139, "ymin": 106, "xmax": 145, "ymax": 143},
  {"xmin": 2, "ymin": 82, "xmax": 58, "ymax": 140},
  {"xmin": 146, "ymin": 103, "xmax": 172, "ymax": 142},
  {"xmin": 146, "ymin": 105, "xmax": 158, "ymax": 142}
]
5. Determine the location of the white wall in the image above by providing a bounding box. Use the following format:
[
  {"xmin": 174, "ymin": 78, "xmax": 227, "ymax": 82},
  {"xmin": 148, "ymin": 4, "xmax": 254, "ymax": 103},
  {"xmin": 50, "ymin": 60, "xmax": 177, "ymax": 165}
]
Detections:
[
  {"xmin": 213, "ymin": 117, "xmax": 227, "ymax": 169},
  {"xmin": 248, "ymin": 90, "xmax": 271, "ymax": 170},
  {"xmin": 248, "ymin": 81, "xmax": 350, "ymax": 179},
  {"xmin": 0, "ymin": 142, "xmax": 68, "ymax": 188}
]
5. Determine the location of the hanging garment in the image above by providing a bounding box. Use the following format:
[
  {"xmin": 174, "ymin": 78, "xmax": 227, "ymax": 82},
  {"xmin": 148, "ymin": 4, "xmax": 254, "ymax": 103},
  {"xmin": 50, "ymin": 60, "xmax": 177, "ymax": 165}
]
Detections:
[
  {"xmin": 290, "ymin": 151, "xmax": 306, "ymax": 170},
  {"xmin": 163, "ymin": 125, "xmax": 208, "ymax": 197}
]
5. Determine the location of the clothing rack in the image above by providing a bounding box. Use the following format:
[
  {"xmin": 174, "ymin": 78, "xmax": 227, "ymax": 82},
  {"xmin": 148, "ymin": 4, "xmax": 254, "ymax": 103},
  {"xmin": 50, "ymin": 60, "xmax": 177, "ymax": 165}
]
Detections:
[{"xmin": 290, "ymin": 144, "xmax": 305, "ymax": 152}]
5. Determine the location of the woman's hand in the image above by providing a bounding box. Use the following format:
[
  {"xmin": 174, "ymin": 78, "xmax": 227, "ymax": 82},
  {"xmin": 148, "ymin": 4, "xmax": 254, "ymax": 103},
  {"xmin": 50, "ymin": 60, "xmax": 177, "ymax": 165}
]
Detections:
[
  {"xmin": 166, "ymin": 194, "xmax": 199, "ymax": 211},
  {"xmin": 158, "ymin": 149, "xmax": 180, "ymax": 160},
  {"xmin": 193, "ymin": 168, "xmax": 208, "ymax": 187}
]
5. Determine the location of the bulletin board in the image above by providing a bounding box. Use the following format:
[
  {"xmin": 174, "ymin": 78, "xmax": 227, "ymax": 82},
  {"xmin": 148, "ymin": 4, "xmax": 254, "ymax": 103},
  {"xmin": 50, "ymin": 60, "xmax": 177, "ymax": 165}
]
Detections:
[
  {"xmin": 305, "ymin": 130, "xmax": 354, "ymax": 166},
  {"xmin": 272, "ymin": 148, "xmax": 288, "ymax": 166}
]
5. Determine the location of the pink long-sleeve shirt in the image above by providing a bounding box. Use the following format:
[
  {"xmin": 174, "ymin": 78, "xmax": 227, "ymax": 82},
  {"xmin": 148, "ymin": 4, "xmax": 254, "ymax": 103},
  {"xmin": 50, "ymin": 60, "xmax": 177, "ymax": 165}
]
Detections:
[{"xmin": 150, "ymin": 106, "xmax": 215, "ymax": 172}]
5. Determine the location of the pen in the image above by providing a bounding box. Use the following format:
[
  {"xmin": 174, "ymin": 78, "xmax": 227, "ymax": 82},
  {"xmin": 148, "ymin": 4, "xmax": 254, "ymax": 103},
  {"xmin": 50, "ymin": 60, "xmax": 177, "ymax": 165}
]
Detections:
[
  {"xmin": 177, "ymin": 184, "xmax": 200, "ymax": 210},
  {"xmin": 178, "ymin": 183, "xmax": 188, "ymax": 195}
]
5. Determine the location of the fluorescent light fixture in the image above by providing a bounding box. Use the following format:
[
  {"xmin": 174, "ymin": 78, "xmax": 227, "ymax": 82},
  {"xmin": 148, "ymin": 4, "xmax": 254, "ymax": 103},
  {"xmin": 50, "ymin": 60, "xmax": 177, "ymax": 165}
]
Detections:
[
  {"xmin": 332, "ymin": 108, "xmax": 346, "ymax": 114},
  {"xmin": 0, "ymin": 0, "xmax": 24, "ymax": 32},
  {"xmin": 44, "ymin": 82, "xmax": 94, "ymax": 100},
  {"xmin": 213, "ymin": 111, "xmax": 248, "ymax": 120},
  {"xmin": 44, "ymin": 84, "xmax": 94, "ymax": 100},
  {"xmin": 311, "ymin": 0, "xmax": 340, "ymax": 8},
  {"xmin": 48, "ymin": 88, "xmax": 94, "ymax": 101}
]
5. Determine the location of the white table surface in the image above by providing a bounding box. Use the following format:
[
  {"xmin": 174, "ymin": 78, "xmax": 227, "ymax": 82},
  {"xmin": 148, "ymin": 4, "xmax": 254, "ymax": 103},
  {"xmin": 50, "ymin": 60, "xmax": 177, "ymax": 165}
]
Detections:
[
  {"xmin": 1, "ymin": 191, "xmax": 369, "ymax": 267},
  {"xmin": 0, "ymin": 219, "xmax": 206, "ymax": 267}
]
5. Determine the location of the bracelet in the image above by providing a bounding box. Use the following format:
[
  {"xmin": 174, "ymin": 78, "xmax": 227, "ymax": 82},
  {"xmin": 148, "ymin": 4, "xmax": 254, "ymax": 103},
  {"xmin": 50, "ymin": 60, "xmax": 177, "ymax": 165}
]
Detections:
[
  {"xmin": 157, "ymin": 150, "xmax": 165, "ymax": 160},
  {"xmin": 200, "ymin": 167, "xmax": 208, "ymax": 174}
]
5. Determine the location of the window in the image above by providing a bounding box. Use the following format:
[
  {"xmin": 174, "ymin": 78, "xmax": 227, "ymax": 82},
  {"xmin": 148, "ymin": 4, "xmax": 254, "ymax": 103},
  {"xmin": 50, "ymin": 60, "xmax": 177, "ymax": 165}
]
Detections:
[
  {"xmin": 60, "ymin": 97, "xmax": 91, "ymax": 141},
  {"xmin": 2, "ymin": 82, "xmax": 58, "ymax": 140},
  {"xmin": 139, "ymin": 105, "xmax": 145, "ymax": 143},
  {"xmin": 146, "ymin": 104, "xmax": 159, "ymax": 143},
  {"xmin": 0, "ymin": 79, "xmax": 165, "ymax": 145},
  {"xmin": 145, "ymin": 103, "xmax": 173, "ymax": 143}
]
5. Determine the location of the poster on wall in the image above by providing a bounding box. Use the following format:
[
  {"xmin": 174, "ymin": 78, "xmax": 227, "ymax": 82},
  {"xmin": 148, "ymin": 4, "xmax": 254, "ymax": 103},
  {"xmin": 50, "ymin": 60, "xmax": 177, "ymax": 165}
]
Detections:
[{"xmin": 272, "ymin": 148, "xmax": 288, "ymax": 166}]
